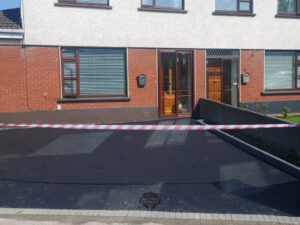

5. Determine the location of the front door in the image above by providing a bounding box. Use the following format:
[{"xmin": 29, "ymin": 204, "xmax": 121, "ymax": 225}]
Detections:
[
  {"xmin": 207, "ymin": 59, "xmax": 222, "ymax": 102},
  {"xmin": 159, "ymin": 50, "xmax": 193, "ymax": 117},
  {"xmin": 207, "ymin": 59, "xmax": 239, "ymax": 107}
]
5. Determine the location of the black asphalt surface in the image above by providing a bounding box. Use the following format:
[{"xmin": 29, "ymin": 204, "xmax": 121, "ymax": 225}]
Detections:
[{"xmin": 0, "ymin": 118, "xmax": 299, "ymax": 216}]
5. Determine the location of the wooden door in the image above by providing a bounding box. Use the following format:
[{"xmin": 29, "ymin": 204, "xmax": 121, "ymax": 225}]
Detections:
[{"xmin": 207, "ymin": 59, "xmax": 222, "ymax": 102}]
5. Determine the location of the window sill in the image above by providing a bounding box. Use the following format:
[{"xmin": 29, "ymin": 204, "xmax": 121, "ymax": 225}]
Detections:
[
  {"xmin": 275, "ymin": 14, "xmax": 300, "ymax": 19},
  {"xmin": 58, "ymin": 96, "xmax": 131, "ymax": 103},
  {"xmin": 138, "ymin": 8, "xmax": 188, "ymax": 14},
  {"xmin": 54, "ymin": 3, "xmax": 112, "ymax": 9},
  {"xmin": 261, "ymin": 91, "xmax": 300, "ymax": 96},
  {"xmin": 212, "ymin": 11, "xmax": 256, "ymax": 17}
]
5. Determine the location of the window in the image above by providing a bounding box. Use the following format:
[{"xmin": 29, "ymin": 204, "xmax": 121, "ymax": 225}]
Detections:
[
  {"xmin": 278, "ymin": 0, "xmax": 300, "ymax": 15},
  {"xmin": 264, "ymin": 51, "xmax": 300, "ymax": 91},
  {"xmin": 215, "ymin": 0, "xmax": 252, "ymax": 13},
  {"xmin": 58, "ymin": 0, "xmax": 109, "ymax": 6},
  {"xmin": 61, "ymin": 48, "xmax": 127, "ymax": 98},
  {"xmin": 141, "ymin": 0, "xmax": 184, "ymax": 10}
]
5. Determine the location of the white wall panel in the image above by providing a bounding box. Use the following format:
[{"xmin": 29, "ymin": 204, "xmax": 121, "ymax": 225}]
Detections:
[{"xmin": 23, "ymin": 0, "xmax": 300, "ymax": 49}]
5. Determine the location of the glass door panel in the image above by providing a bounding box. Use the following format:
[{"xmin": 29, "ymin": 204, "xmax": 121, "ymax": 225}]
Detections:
[
  {"xmin": 177, "ymin": 52, "xmax": 192, "ymax": 114},
  {"xmin": 222, "ymin": 60, "xmax": 232, "ymax": 105},
  {"xmin": 222, "ymin": 60, "xmax": 239, "ymax": 106},
  {"xmin": 160, "ymin": 53, "xmax": 176, "ymax": 115}
]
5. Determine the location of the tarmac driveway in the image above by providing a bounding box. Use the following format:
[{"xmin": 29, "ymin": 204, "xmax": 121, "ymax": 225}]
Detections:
[{"xmin": 0, "ymin": 118, "xmax": 299, "ymax": 216}]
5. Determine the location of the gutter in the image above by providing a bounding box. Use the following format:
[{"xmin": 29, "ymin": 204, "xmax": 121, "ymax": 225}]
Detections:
[{"xmin": 0, "ymin": 29, "xmax": 24, "ymax": 40}]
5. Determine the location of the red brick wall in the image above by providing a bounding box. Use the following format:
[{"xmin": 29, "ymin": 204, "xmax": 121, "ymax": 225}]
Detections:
[
  {"xmin": 25, "ymin": 47, "xmax": 60, "ymax": 111},
  {"xmin": 0, "ymin": 46, "xmax": 60, "ymax": 112},
  {"xmin": 241, "ymin": 50, "xmax": 300, "ymax": 102},
  {"xmin": 8, "ymin": 47, "xmax": 299, "ymax": 113},
  {"xmin": 61, "ymin": 48, "xmax": 158, "ymax": 110},
  {"xmin": 0, "ymin": 46, "xmax": 27, "ymax": 112},
  {"xmin": 0, "ymin": 47, "xmax": 158, "ymax": 112},
  {"xmin": 194, "ymin": 50, "xmax": 206, "ymax": 106}
]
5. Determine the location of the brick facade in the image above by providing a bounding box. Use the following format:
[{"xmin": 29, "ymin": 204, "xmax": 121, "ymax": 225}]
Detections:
[
  {"xmin": 25, "ymin": 47, "xmax": 60, "ymax": 111},
  {"xmin": 0, "ymin": 46, "xmax": 299, "ymax": 115},
  {"xmin": 60, "ymin": 48, "xmax": 158, "ymax": 110},
  {"xmin": 194, "ymin": 50, "xmax": 206, "ymax": 106},
  {"xmin": 240, "ymin": 50, "xmax": 300, "ymax": 103},
  {"xmin": 0, "ymin": 46, "xmax": 27, "ymax": 112},
  {"xmin": 0, "ymin": 47, "xmax": 158, "ymax": 113},
  {"xmin": 0, "ymin": 46, "xmax": 60, "ymax": 112}
]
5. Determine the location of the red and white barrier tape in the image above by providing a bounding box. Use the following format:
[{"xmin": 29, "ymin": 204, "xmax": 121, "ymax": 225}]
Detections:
[{"xmin": 0, "ymin": 123, "xmax": 299, "ymax": 131}]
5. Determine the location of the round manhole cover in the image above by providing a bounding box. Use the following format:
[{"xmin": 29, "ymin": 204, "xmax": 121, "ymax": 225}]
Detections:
[{"xmin": 140, "ymin": 192, "xmax": 161, "ymax": 209}]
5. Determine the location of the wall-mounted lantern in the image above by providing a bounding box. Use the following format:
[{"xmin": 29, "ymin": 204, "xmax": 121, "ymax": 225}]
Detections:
[
  {"xmin": 137, "ymin": 74, "xmax": 147, "ymax": 87},
  {"xmin": 241, "ymin": 72, "xmax": 250, "ymax": 84}
]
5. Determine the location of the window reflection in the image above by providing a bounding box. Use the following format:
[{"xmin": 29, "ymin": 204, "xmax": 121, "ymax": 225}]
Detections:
[
  {"xmin": 142, "ymin": 0, "xmax": 183, "ymax": 9},
  {"xmin": 216, "ymin": 0, "xmax": 237, "ymax": 11}
]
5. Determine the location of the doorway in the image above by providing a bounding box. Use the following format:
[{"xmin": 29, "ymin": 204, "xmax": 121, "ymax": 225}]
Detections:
[
  {"xmin": 159, "ymin": 50, "xmax": 194, "ymax": 117},
  {"xmin": 206, "ymin": 50, "xmax": 239, "ymax": 107}
]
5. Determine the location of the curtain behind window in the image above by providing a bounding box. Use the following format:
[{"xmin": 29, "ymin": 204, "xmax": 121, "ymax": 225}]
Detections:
[
  {"xmin": 79, "ymin": 48, "xmax": 126, "ymax": 95},
  {"xmin": 265, "ymin": 51, "xmax": 295, "ymax": 90},
  {"xmin": 278, "ymin": 0, "xmax": 296, "ymax": 13}
]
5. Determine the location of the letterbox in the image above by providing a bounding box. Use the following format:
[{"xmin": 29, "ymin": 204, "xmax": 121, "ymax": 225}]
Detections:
[
  {"xmin": 137, "ymin": 74, "xmax": 147, "ymax": 87},
  {"xmin": 242, "ymin": 72, "xmax": 250, "ymax": 84}
]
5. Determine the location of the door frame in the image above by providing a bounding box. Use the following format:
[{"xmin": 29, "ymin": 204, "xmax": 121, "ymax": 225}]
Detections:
[{"xmin": 158, "ymin": 49, "xmax": 194, "ymax": 118}]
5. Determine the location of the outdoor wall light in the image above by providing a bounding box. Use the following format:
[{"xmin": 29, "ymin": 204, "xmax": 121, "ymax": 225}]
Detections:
[
  {"xmin": 137, "ymin": 74, "xmax": 147, "ymax": 87},
  {"xmin": 242, "ymin": 71, "xmax": 250, "ymax": 84}
]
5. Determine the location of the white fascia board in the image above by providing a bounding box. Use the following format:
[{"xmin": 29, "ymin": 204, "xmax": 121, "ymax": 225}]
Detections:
[{"xmin": 0, "ymin": 29, "xmax": 24, "ymax": 39}]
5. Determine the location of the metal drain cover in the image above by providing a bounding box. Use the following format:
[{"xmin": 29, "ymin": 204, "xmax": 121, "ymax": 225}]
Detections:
[{"xmin": 140, "ymin": 192, "xmax": 161, "ymax": 209}]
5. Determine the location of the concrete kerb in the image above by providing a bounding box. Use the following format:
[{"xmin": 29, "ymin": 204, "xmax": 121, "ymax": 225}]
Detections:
[{"xmin": 0, "ymin": 208, "xmax": 299, "ymax": 224}]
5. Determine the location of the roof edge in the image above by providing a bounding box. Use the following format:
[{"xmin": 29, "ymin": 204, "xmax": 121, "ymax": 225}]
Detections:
[
  {"xmin": 0, "ymin": 29, "xmax": 23, "ymax": 33},
  {"xmin": 0, "ymin": 29, "xmax": 23, "ymax": 39}
]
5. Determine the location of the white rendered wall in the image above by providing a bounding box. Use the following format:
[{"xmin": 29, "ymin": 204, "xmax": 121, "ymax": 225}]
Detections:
[{"xmin": 22, "ymin": 0, "xmax": 300, "ymax": 49}]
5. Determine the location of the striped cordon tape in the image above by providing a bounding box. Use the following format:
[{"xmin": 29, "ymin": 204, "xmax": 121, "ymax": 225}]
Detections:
[{"xmin": 0, "ymin": 123, "xmax": 299, "ymax": 131}]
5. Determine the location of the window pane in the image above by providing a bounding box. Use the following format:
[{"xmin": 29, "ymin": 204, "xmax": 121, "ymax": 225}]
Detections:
[
  {"xmin": 240, "ymin": 1, "xmax": 251, "ymax": 11},
  {"xmin": 298, "ymin": 77, "xmax": 300, "ymax": 87},
  {"xmin": 298, "ymin": 65, "xmax": 300, "ymax": 76},
  {"xmin": 278, "ymin": 0, "xmax": 296, "ymax": 13},
  {"xmin": 156, "ymin": 0, "xmax": 183, "ymax": 9},
  {"xmin": 216, "ymin": 0, "xmax": 237, "ymax": 11},
  {"xmin": 265, "ymin": 51, "xmax": 295, "ymax": 90},
  {"xmin": 76, "ymin": 0, "xmax": 108, "ymax": 4},
  {"xmin": 142, "ymin": 0, "xmax": 153, "ymax": 5},
  {"xmin": 64, "ymin": 62, "xmax": 76, "ymax": 78},
  {"xmin": 64, "ymin": 80, "xmax": 77, "ymax": 95},
  {"xmin": 62, "ymin": 48, "xmax": 76, "ymax": 58},
  {"xmin": 79, "ymin": 48, "xmax": 126, "ymax": 95}
]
